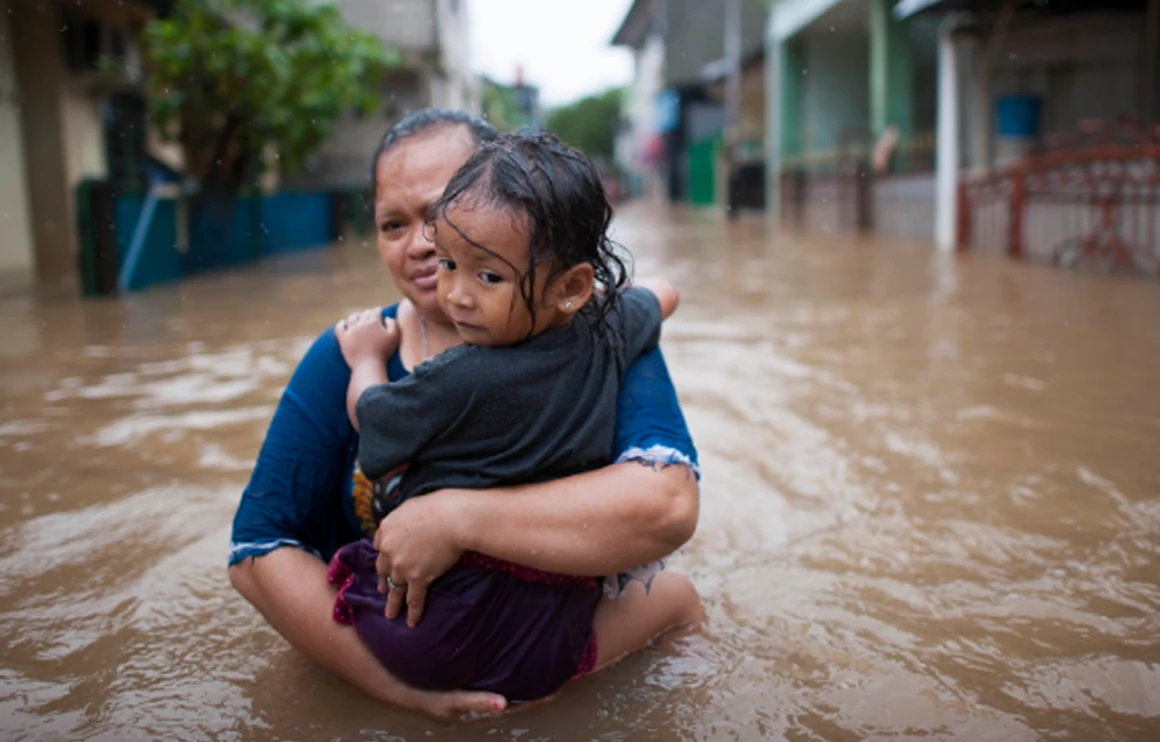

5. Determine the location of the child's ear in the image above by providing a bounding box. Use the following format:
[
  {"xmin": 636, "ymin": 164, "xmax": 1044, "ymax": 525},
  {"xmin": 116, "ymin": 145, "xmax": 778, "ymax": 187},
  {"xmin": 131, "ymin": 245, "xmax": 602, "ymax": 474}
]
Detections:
[{"xmin": 549, "ymin": 263, "xmax": 595, "ymax": 316}]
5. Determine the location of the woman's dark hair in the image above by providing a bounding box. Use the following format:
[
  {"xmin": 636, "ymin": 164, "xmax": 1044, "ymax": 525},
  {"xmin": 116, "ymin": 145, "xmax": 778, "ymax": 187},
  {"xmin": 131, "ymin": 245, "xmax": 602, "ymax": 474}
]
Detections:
[
  {"xmin": 429, "ymin": 129, "xmax": 630, "ymax": 339},
  {"xmin": 366, "ymin": 109, "xmax": 499, "ymax": 214}
]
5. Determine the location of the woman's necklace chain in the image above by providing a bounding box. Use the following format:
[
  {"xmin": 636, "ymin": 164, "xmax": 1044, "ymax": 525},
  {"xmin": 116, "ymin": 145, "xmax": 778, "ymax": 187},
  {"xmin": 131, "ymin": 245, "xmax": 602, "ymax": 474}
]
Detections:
[{"xmin": 420, "ymin": 314, "xmax": 430, "ymax": 361}]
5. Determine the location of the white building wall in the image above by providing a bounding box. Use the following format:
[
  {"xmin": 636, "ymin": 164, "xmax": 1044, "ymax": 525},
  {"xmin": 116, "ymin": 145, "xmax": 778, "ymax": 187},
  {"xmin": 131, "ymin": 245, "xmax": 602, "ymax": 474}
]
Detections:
[
  {"xmin": 298, "ymin": 0, "xmax": 477, "ymax": 188},
  {"xmin": 61, "ymin": 93, "xmax": 108, "ymax": 191},
  {"xmin": 435, "ymin": 0, "xmax": 477, "ymax": 112},
  {"xmin": 335, "ymin": 0, "xmax": 437, "ymax": 51},
  {"xmin": 622, "ymin": 33, "xmax": 665, "ymax": 196}
]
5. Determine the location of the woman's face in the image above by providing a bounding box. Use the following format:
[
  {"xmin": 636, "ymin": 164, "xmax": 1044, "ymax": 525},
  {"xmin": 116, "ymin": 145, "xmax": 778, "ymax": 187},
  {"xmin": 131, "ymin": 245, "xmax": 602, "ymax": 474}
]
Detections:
[{"xmin": 373, "ymin": 127, "xmax": 478, "ymax": 322}]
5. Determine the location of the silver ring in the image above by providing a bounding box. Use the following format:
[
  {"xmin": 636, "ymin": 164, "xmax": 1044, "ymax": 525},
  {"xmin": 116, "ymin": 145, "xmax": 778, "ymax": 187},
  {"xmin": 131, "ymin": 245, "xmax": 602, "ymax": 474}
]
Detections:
[{"xmin": 386, "ymin": 576, "xmax": 407, "ymax": 591}]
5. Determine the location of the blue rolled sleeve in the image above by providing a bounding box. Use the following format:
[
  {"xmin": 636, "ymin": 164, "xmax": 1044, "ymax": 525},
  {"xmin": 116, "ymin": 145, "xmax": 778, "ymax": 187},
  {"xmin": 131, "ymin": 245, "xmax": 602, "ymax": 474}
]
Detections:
[
  {"xmin": 604, "ymin": 346, "xmax": 699, "ymax": 598},
  {"xmin": 613, "ymin": 347, "xmax": 699, "ymax": 477}
]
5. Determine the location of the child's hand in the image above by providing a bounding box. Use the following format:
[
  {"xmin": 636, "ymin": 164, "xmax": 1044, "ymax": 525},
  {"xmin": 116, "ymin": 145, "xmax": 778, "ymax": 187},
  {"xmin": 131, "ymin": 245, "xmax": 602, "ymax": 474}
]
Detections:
[
  {"xmin": 633, "ymin": 278, "xmax": 680, "ymax": 319},
  {"xmin": 335, "ymin": 308, "xmax": 400, "ymax": 367}
]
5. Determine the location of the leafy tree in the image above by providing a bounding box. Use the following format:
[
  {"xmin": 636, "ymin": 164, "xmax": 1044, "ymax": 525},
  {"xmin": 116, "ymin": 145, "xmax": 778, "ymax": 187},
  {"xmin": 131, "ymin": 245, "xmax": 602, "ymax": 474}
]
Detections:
[
  {"xmin": 138, "ymin": 0, "xmax": 398, "ymax": 192},
  {"xmin": 480, "ymin": 77, "xmax": 537, "ymax": 132},
  {"xmin": 545, "ymin": 88, "xmax": 624, "ymax": 162}
]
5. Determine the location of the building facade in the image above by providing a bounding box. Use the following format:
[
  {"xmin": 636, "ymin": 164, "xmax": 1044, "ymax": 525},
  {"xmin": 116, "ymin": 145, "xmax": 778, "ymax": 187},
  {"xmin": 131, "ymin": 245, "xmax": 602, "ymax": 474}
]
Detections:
[
  {"xmin": 766, "ymin": 0, "xmax": 940, "ymax": 239},
  {"xmin": 613, "ymin": 0, "xmax": 768, "ymax": 207},
  {"xmin": 765, "ymin": 0, "xmax": 1160, "ymax": 259},
  {"xmin": 291, "ymin": 0, "xmax": 478, "ymax": 189},
  {"xmin": 3, "ymin": 0, "xmax": 164, "ymax": 292},
  {"xmin": 921, "ymin": 0, "xmax": 1159, "ymax": 257}
]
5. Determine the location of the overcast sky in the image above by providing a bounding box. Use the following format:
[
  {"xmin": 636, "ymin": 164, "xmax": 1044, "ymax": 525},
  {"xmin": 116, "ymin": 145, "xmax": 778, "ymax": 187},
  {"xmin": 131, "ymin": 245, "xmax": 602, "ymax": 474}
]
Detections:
[{"xmin": 469, "ymin": 0, "xmax": 635, "ymax": 108}]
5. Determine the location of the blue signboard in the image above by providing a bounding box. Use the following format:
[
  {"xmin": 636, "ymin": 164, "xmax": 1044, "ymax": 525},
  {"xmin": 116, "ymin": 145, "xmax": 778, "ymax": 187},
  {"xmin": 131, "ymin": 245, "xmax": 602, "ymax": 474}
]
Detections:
[{"xmin": 657, "ymin": 89, "xmax": 680, "ymax": 133}]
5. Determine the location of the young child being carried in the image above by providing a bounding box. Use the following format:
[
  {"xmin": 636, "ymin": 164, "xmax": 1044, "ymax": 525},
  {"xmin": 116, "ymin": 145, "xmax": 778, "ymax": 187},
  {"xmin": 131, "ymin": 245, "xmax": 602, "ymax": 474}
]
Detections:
[{"xmin": 329, "ymin": 131, "xmax": 702, "ymax": 703}]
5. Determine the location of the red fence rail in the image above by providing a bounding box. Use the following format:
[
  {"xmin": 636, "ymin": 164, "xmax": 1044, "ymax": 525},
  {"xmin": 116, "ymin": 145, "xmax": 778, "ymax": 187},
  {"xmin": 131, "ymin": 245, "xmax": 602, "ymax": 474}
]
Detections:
[{"xmin": 957, "ymin": 120, "xmax": 1160, "ymax": 277}]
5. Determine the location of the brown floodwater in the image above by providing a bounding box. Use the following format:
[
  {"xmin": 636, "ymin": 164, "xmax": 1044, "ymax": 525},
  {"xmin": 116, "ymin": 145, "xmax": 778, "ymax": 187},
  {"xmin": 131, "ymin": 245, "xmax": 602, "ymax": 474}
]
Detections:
[{"xmin": 2, "ymin": 203, "xmax": 1159, "ymax": 741}]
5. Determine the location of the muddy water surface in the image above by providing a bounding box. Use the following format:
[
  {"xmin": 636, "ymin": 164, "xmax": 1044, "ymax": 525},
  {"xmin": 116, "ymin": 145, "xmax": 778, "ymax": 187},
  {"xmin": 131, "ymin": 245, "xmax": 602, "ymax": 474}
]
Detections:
[{"xmin": 2, "ymin": 204, "xmax": 1159, "ymax": 741}]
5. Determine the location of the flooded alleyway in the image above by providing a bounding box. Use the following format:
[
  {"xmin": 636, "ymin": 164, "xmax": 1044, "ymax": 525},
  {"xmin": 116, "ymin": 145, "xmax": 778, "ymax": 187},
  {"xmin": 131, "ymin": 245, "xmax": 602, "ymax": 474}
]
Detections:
[{"xmin": 2, "ymin": 204, "xmax": 1159, "ymax": 741}]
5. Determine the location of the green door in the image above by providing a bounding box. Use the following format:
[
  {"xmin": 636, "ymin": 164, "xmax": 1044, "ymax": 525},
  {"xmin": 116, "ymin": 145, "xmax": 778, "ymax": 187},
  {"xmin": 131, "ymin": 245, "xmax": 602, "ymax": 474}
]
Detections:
[{"xmin": 687, "ymin": 136, "xmax": 718, "ymax": 206}]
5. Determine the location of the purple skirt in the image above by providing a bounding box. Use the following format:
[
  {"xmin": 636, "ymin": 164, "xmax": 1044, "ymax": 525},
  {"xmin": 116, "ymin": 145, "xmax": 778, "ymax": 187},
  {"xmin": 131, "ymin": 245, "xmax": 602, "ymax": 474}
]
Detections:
[{"xmin": 327, "ymin": 539, "xmax": 601, "ymax": 701}]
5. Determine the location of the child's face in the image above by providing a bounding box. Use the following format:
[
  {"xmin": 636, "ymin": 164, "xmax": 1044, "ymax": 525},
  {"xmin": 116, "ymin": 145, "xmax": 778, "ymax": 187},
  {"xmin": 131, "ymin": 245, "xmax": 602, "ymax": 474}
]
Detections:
[{"xmin": 430, "ymin": 202, "xmax": 557, "ymax": 347}]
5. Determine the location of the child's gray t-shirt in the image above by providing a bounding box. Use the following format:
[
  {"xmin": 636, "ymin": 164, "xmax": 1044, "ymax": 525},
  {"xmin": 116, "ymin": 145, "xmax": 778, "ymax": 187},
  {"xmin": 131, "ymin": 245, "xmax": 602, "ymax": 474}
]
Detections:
[{"xmin": 355, "ymin": 287, "xmax": 662, "ymax": 500}]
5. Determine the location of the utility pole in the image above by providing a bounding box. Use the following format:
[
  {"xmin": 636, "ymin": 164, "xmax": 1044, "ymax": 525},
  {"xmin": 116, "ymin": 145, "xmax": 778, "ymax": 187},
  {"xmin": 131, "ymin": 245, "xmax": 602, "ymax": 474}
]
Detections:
[
  {"xmin": 1145, "ymin": 0, "xmax": 1159, "ymax": 127},
  {"xmin": 724, "ymin": 0, "xmax": 742, "ymax": 220}
]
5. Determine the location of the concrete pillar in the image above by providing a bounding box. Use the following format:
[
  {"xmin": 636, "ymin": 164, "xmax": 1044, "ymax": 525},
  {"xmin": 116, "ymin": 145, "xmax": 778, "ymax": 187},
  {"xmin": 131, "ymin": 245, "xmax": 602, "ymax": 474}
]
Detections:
[
  {"xmin": 870, "ymin": 0, "xmax": 914, "ymax": 141},
  {"xmin": 0, "ymin": 0, "xmax": 35, "ymax": 282},
  {"xmin": 765, "ymin": 29, "xmax": 804, "ymax": 218},
  {"xmin": 967, "ymin": 37, "xmax": 991, "ymax": 171},
  {"xmin": 935, "ymin": 15, "xmax": 968, "ymax": 251},
  {"xmin": 765, "ymin": 30, "xmax": 781, "ymax": 216},
  {"xmin": 9, "ymin": 0, "xmax": 74, "ymax": 288}
]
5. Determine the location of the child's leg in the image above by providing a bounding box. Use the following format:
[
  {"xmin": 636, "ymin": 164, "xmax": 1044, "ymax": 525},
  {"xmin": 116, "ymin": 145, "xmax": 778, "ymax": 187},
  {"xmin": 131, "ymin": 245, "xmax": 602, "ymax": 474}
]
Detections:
[{"xmin": 590, "ymin": 571, "xmax": 704, "ymax": 672}]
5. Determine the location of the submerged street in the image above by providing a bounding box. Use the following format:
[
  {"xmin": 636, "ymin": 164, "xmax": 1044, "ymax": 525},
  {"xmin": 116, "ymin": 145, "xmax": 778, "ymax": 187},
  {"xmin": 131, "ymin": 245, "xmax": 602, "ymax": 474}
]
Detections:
[{"xmin": 2, "ymin": 204, "xmax": 1159, "ymax": 740}]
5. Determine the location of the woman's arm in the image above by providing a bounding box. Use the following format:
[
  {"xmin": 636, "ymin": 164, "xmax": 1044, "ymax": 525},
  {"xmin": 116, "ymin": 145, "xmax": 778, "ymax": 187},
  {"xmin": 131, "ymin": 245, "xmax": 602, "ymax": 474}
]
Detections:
[
  {"xmin": 383, "ymin": 460, "xmax": 696, "ymax": 575},
  {"xmin": 376, "ymin": 346, "xmax": 699, "ymax": 624}
]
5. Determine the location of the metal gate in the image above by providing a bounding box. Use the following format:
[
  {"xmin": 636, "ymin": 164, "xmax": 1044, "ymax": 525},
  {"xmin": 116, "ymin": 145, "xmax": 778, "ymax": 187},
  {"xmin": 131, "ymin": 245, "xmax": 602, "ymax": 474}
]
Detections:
[{"xmin": 957, "ymin": 121, "xmax": 1160, "ymax": 276}]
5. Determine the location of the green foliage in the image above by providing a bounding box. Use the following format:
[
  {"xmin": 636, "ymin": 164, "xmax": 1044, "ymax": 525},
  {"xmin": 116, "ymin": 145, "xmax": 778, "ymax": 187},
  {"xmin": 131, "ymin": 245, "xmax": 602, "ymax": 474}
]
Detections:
[
  {"xmin": 141, "ymin": 0, "xmax": 398, "ymax": 190},
  {"xmin": 545, "ymin": 88, "xmax": 624, "ymax": 162},
  {"xmin": 479, "ymin": 77, "xmax": 537, "ymax": 132}
]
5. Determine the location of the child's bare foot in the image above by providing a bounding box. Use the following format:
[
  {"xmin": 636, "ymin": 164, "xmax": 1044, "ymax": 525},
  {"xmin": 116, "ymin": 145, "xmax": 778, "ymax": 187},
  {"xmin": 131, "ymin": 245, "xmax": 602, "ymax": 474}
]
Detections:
[{"xmin": 412, "ymin": 689, "xmax": 507, "ymax": 722}]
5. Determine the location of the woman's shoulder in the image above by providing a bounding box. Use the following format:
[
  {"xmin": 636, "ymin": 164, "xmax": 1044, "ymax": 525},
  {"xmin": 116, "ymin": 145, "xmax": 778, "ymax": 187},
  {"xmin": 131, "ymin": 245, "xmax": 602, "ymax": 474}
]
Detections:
[{"xmin": 287, "ymin": 302, "xmax": 399, "ymax": 395}]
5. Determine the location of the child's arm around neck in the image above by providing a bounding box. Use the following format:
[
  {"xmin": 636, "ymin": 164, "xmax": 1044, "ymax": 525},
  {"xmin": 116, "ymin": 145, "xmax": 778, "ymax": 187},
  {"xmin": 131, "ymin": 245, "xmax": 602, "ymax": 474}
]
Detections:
[{"xmin": 334, "ymin": 309, "xmax": 401, "ymax": 432}]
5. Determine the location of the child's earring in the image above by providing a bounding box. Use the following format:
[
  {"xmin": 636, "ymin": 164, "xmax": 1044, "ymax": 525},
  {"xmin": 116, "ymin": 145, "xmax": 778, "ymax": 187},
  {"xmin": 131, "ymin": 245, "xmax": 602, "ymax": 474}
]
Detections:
[{"xmin": 564, "ymin": 301, "xmax": 573, "ymax": 310}]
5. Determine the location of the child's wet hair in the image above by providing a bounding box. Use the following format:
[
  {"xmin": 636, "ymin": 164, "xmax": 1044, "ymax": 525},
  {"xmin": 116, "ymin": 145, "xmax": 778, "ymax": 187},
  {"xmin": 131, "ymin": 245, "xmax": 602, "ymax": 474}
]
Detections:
[
  {"xmin": 428, "ymin": 130, "xmax": 630, "ymax": 338},
  {"xmin": 366, "ymin": 108, "xmax": 498, "ymax": 215}
]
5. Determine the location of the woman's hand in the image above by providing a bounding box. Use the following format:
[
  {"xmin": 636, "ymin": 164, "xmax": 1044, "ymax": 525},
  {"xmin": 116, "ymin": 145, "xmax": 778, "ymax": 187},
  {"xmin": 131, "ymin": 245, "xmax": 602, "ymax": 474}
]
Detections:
[
  {"xmin": 373, "ymin": 491, "xmax": 469, "ymax": 627},
  {"xmin": 335, "ymin": 308, "xmax": 399, "ymax": 367}
]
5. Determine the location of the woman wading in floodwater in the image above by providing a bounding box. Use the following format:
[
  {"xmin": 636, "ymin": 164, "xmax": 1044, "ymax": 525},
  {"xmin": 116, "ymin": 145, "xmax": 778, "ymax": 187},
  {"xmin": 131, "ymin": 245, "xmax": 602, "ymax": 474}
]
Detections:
[{"xmin": 228, "ymin": 110, "xmax": 702, "ymax": 719}]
